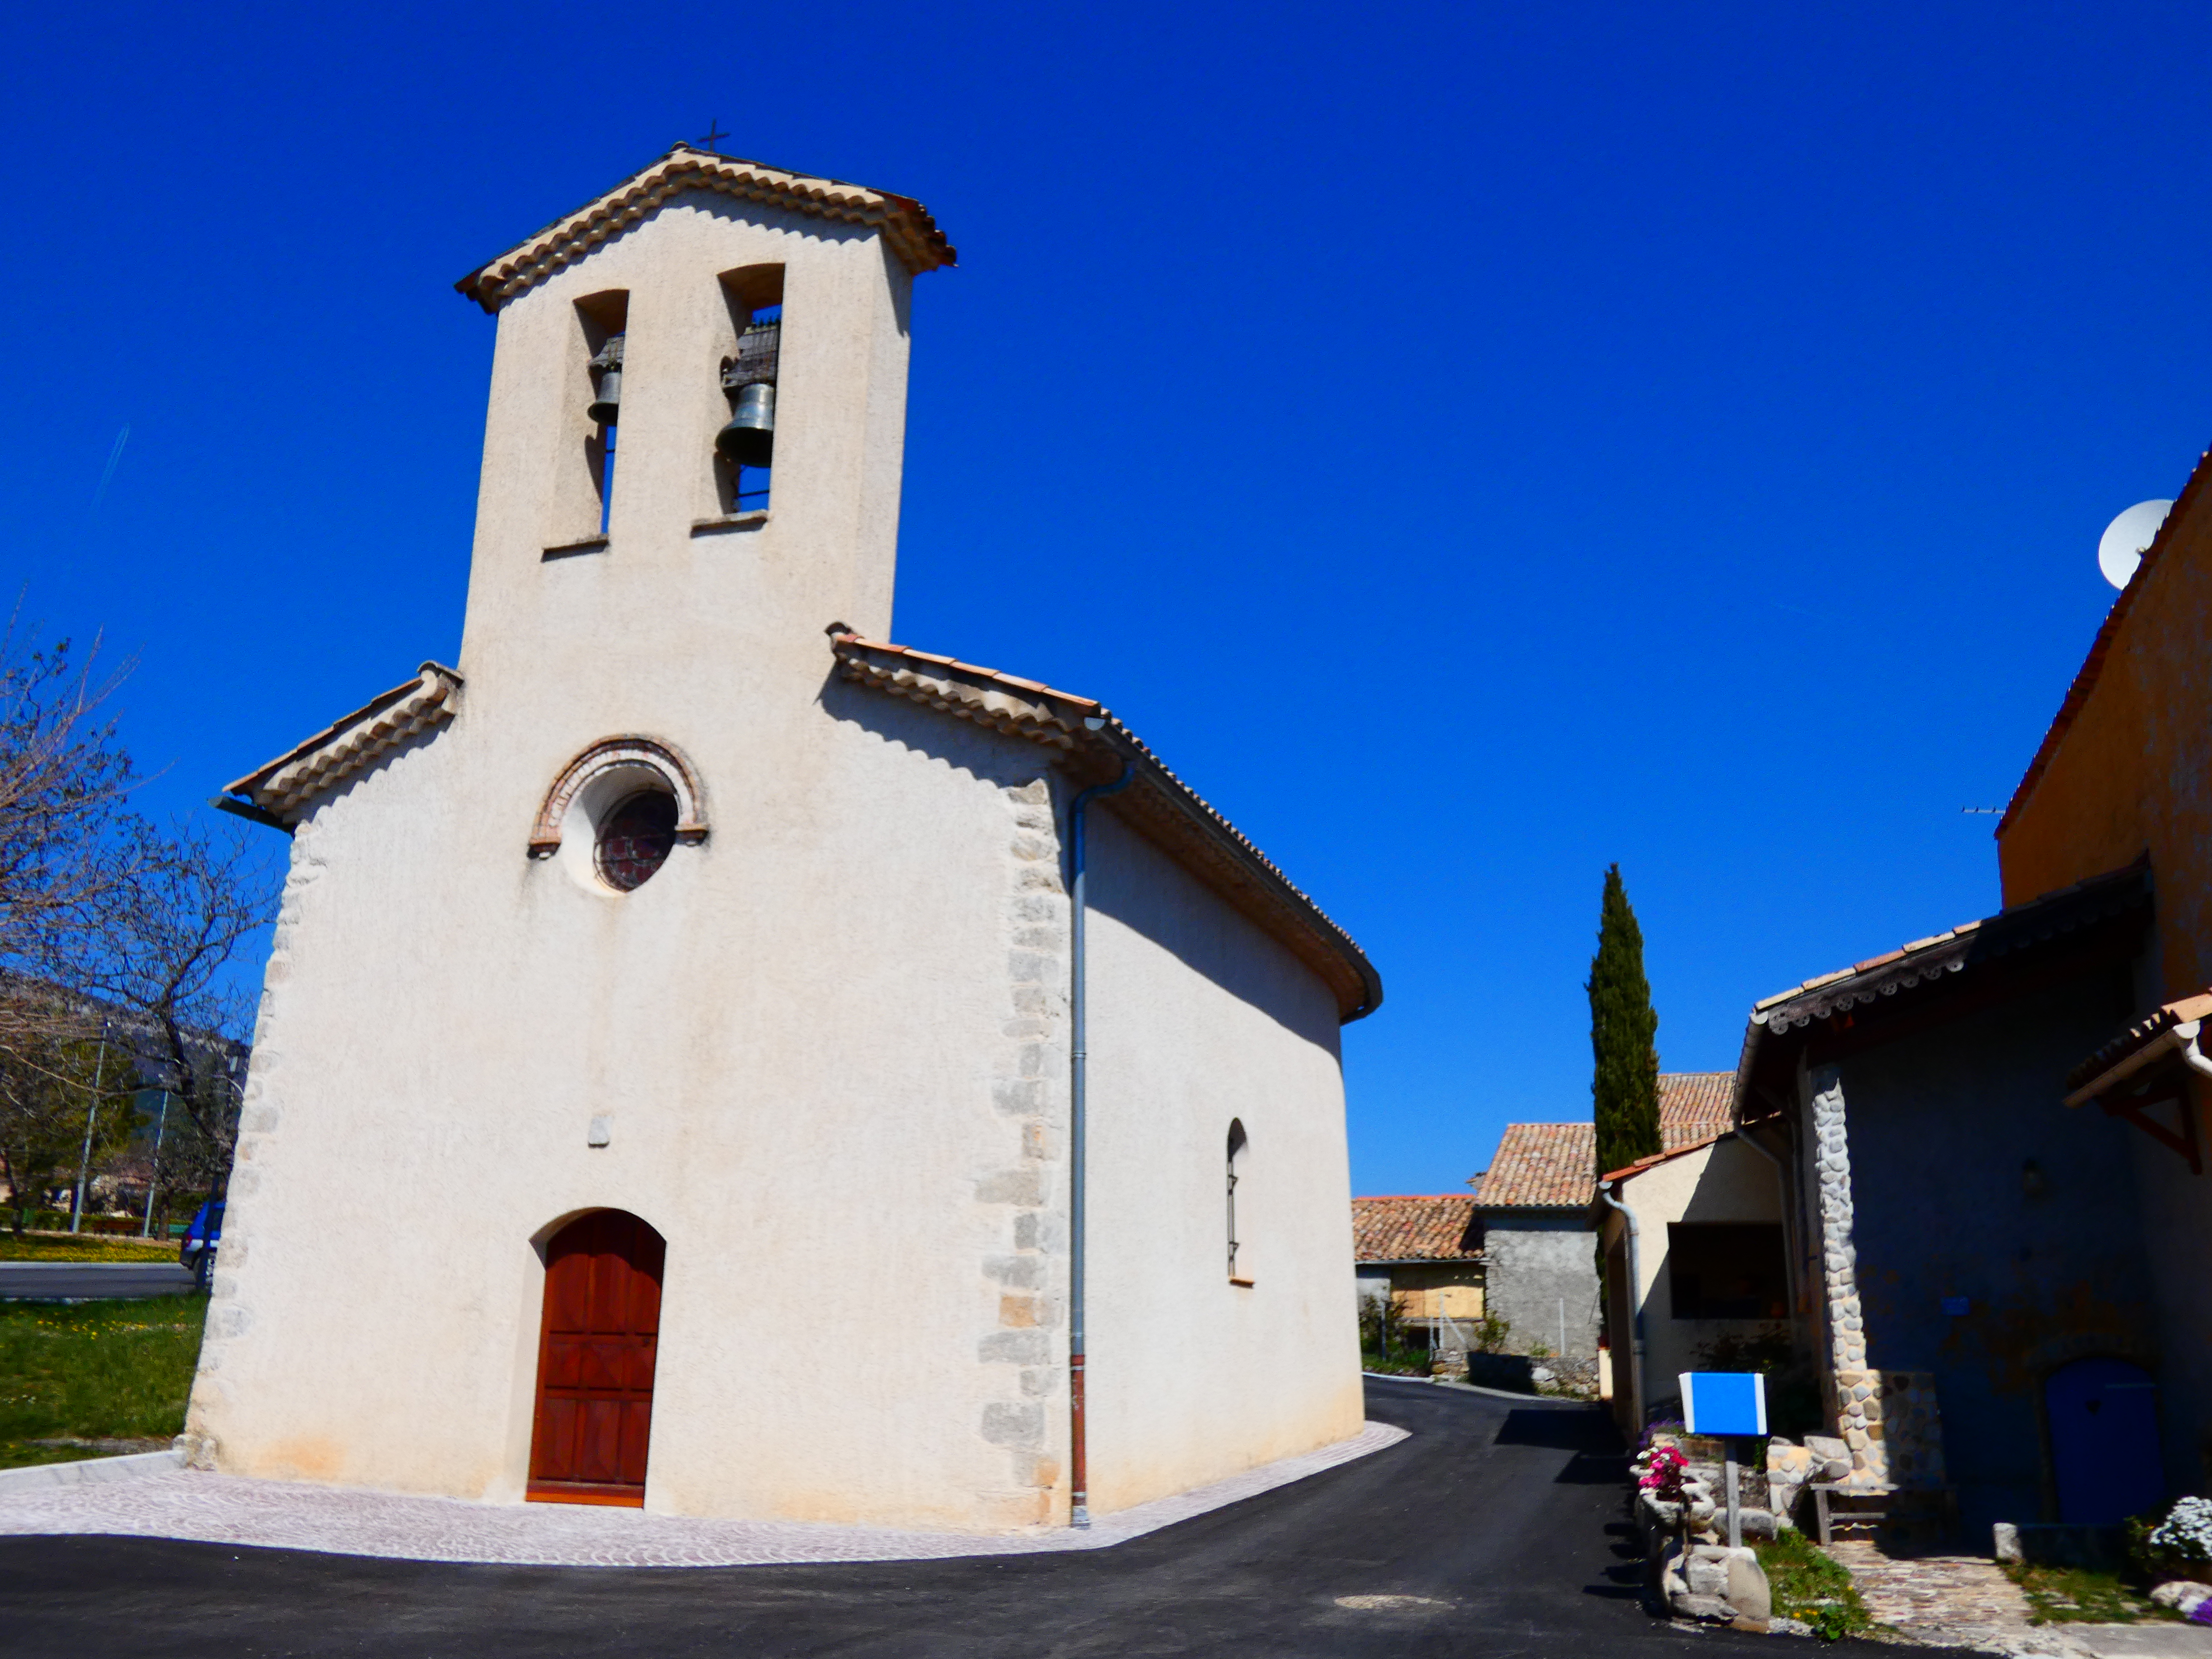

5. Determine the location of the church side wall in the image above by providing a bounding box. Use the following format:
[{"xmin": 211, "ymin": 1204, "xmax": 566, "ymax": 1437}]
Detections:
[{"xmin": 1080, "ymin": 808, "xmax": 1364, "ymax": 1516}]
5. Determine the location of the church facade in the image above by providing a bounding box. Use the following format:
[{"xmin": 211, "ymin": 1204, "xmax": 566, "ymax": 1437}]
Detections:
[{"xmin": 186, "ymin": 147, "xmax": 1382, "ymax": 1531}]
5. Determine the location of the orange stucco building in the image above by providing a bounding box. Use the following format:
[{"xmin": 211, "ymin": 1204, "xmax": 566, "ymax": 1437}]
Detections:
[
  {"xmin": 1996, "ymin": 443, "xmax": 2212, "ymax": 1500},
  {"xmin": 1999, "ymin": 451, "xmax": 2212, "ymax": 1002}
]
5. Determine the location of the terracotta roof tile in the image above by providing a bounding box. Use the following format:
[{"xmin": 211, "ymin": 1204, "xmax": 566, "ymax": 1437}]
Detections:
[
  {"xmin": 1475, "ymin": 1123, "xmax": 1596, "ymax": 1209},
  {"xmin": 1602, "ymin": 1130, "xmax": 1732, "ymax": 1186},
  {"xmin": 829, "ymin": 633, "xmax": 1381, "ymax": 1022},
  {"xmin": 456, "ymin": 145, "xmax": 955, "ymax": 311},
  {"xmin": 1352, "ymin": 1195, "xmax": 1481, "ymax": 1262},
  {"xmin": 2064, "ymin": 988, "xmax": 2212, "ymax": 1096},
  {"xmin": 1472, "ymin": 1073, "xmax": 1730, "ymax": 1211},
  {"xmin": 1658, "ymin": 1072, "xmax": 1735, "ymax": 1148}
]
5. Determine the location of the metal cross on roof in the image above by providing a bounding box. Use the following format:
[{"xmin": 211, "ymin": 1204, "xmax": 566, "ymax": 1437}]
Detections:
[{"xmin": 698, "ymin": 121, "xmax": 730, "ymax": 152}]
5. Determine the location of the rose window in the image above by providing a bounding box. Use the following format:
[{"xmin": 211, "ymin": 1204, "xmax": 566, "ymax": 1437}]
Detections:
[{"xmin": 595, "ymin": 791, "xmax": 679, "ymax": 891}]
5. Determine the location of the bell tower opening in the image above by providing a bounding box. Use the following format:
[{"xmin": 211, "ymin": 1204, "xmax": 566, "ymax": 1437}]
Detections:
[
  {"xmin": 559, "ymin": 290, "xmax": 628, "ymax": 549},
  {"xmin": 713, "ymin": 264, "xmax": 783, "ymax": 516}
]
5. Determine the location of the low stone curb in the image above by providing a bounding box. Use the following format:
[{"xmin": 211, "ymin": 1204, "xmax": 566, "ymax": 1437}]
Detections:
[
  {"xmin": 1361, "ymin": 1371, "xmax": 1601, "ymax": 1407},
  {"xmin": 0, "ymin": 1448, "xmax": 186, "ymax": 1493}
]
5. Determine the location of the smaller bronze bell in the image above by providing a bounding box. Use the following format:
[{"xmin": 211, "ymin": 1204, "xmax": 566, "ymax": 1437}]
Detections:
[
  {"xmin": 586, "ymin": 335, "xmax": 624, "ymax": 426},
  {"xmin": 716, "ymin": 381, "xmax": 775, "ymax": 468}
]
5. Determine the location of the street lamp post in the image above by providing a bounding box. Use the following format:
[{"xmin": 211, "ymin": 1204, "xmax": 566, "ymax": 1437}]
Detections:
[{"xmin": 69, "ymin": 1021, "xmax": 110, "ymax": 1235}]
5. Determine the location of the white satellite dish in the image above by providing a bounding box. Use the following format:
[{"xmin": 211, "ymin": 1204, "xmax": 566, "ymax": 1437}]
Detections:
[{"xmin": 2098, "ymin": 499, "xmax": 2173, "ymax": 590}]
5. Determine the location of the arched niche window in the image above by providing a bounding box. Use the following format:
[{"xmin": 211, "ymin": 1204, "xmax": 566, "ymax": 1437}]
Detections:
[
  {"xmin": 1227, "ymin": 1119, "xmax": 1251, "ymax": 1285},
  {"xmin": 709, "ymin": 264, "xmax": 784, "ymax": 519},
  {"xmin": 530, "ymin": 738, "xmax": 707, "ymax": 895},
  {"xmin": 546, "ymin": 290, "xmax": 628, "ymax": 556}
]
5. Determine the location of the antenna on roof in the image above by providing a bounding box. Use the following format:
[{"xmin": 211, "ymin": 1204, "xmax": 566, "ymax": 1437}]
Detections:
[{"xmin": 2098, "ymin": 499, "xmax": 2173, "ymax": 590}]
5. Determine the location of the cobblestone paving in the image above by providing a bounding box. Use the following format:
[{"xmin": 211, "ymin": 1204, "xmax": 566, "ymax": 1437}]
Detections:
[
  {"xmin": 1829, "ymin": 1541, "xmax": 2077, "ymax": 1654},
  {"xmin": 0, "ymin": 1420, "xmax": 1405, "ymax": 1567}
]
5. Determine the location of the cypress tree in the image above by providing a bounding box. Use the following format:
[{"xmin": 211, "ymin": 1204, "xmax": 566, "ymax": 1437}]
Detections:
[{"xmin": 1589, "ymin": 863, "xmax": 1661, "ymax": 1181}]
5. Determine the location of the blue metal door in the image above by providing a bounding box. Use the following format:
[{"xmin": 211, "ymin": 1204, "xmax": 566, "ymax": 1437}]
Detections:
[{"xmin": 2045, "ymin": 1357, "xmax": 2163, "ymax": 1524}]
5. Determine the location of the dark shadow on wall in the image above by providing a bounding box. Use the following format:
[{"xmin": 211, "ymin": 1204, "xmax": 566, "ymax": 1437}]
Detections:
[
  {"xmin": 1080, "ymin": 806, "xmax": 1345, "ymax": 1056},
  {"xmin": 821, "ymin": 671, "xmax": 1347, "ymax": 1055}
]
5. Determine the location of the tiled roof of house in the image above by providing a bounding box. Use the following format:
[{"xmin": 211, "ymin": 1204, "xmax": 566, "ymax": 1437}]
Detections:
[
  {"xmin": 1999, "ymin": 445, "xmax": 2212, "ymax": 838},
  {"xmin": 2064, "ymin": 988, "xmax": 2212, "ymax": 1101},
  {"xmin": 1474, "ymin": 1123, "xmax": 1596, "ymax": 1210},
  {"xmin": 455, "ymin": 145, "xmax": 955, "ymax": 311},
  {"xmin": 1659, "ymin": 1072, "xmax": 1734, "ymax": 1147},
  {"xmin": 1733, "ymin": 858, "xmax": 2151, "ymax": 1099},
  {"xmin": 1469, "ymin": 1073, "xmax": 1731, "ymax": 1212},
  {"xmin": 1352, "ymin": 1195, "xmax": 1481, "ymax": 1262},
  {"xmin": 1601, "ymin": 1130, "xmax": 1732, "ymax": 1186},
  {"xmin": 831, "ymin": 633, "xmax": 1381, "ymax": 1022}
]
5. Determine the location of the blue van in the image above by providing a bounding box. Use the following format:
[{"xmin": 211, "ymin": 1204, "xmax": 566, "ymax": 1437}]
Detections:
[{"xmin": 180, "ymin": 1200, "xmax": 224, "ymax": 1289}]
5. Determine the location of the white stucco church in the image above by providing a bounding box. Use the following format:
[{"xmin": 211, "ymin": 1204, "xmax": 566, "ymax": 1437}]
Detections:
[{"xmin": 187, "ymin": 146, "xmax": 1382, "ymax": 1532}]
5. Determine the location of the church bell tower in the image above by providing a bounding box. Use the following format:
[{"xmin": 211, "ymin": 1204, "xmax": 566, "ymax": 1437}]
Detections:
[{"xmin": 450, "ymin": 147, "xmax": 954, "ymax": 714}]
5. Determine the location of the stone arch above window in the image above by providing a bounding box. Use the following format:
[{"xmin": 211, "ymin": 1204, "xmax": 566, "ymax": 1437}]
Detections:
[{"xmin": 529, "ymin": 737, "xmax": 708, "ymax": 858}]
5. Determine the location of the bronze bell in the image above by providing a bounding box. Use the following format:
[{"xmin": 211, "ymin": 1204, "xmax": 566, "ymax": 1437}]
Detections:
[
  {"xmin": 587, "ymin": 335, "xmax": 624, "ymax": 425},
  {"xmin": 716, "ymin": 380, "xmax": 775, "ymax": 468}
]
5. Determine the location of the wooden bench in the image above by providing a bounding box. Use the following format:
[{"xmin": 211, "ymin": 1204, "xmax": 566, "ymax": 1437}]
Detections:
[{"xmin": 1811, "ymin": 1481, "xmax": 1893, "ymax": 1546}]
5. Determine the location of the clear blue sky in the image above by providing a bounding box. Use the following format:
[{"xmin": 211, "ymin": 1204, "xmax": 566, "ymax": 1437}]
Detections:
[{"xmin": 5, "ymin": 1, "xmax": 2207, "ymax": 1195}]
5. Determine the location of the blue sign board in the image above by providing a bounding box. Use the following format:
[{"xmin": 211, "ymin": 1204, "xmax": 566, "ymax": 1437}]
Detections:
[{"xmin": 1680, "ymin": 1371, "xmax": 1766, "ymax": 1437}]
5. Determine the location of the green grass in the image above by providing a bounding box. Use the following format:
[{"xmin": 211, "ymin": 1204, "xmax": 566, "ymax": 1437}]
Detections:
[
  {"xmin": 2003, "ymin": 1564, "xmax": 2181, "ymax": 1626},
  {"xmin": 1757, "ymin": 1527, "xmax": 1874, "ymax": 1640},
  {"xmin": 0, "ymin": 1293, "xmax": 207, "ymax": 1469},
  {"xmin": 1359, "ymin": 1349, "xmax": 1429, "ymax": 1375},
  {"xmin": 0, "ymin": 1231, "xmax": 178, "ymax": 1262}
]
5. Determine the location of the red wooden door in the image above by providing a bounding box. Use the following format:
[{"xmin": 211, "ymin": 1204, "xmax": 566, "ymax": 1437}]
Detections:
[{"xmin": 526, "ymin": 1210, "xmax": 665, "ymax": 1506}]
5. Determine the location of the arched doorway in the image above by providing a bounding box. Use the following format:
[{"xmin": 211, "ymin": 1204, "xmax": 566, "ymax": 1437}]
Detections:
[
  {"xmin": 2045, "ymin": 1356, "xmax": 2163, "ymax": 1523},
  {"xmin": 527, "ymin": 1209, "xmax": 665, "ymax": 1506}
]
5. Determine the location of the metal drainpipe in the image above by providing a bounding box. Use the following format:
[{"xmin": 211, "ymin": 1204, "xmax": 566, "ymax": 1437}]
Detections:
[
  {"xmin": 1597, "ymin": 1179, "xmax": 1644, "ymax": 1433},
  {"xmin": 2180, "ymin": 1028, "xmax": 2212, "ymax": 1084},
  {"xmin": 1067, "ymin": 736, "xmax": 1133, "ymax": 1529}
]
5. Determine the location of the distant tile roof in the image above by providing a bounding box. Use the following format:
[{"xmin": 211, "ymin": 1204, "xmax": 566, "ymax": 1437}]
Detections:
[
  {"xmin": 1352, "ymin": 1195, "xmax": 1481, "ymax": 1262},
  {"xmin": 1659, "ymin": 1072, "xmax": 1734, "ymax": 1148},
  {"xmin": 1468, "ymin": 1073, "xmax": 1734, "ymax": 1213},
  {"xmin": 1475, "ymin": 1123, "xmax": 1596, "ymax": 1210}
]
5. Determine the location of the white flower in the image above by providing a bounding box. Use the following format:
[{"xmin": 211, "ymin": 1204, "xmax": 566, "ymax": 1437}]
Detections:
[{"xmin": 2150, "ymin": 1497, "xmax": 2212, "ymax": 1561}]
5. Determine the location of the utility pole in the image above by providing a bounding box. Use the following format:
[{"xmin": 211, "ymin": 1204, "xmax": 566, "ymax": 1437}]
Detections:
[
  {"xmin": 70, "ymin": 1022, "xmax": 110, "ymax": 1234},
  {"xmin": 140, "ymin": 1090, "xmax": 170, "ymax": 1238}
]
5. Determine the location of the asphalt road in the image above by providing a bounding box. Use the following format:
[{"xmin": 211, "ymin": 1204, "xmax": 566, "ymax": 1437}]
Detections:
[
  {"xmin": 0, "ymin": 1261, "xmax": 196, "ymax": 1299},
  {"xmin": 0, "ymin": 1377, "xmax": 1785, "ymax": 1658}
]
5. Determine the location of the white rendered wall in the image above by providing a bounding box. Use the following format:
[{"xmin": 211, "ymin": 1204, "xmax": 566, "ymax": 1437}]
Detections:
[
  {"xmin": 1081, "ymin": 810, "xmax": 1365, "ymax": 1514},
  {"xmin": 1611, "ymin": 1138, "xmax": 1789, "ymax": 1401}
]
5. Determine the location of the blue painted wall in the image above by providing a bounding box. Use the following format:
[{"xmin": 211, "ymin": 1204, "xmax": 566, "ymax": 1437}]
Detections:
[{"xmin": 1832, "ymin": 964, "xmax": 2158, "ymax": 1538}]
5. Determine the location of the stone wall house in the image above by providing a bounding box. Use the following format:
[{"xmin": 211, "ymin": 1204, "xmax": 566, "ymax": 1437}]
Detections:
[
  {"xmin": 1477, "ymin": 1075, "xmax": 1739, "ymax": 1385},
  {"xmin": 1732, "ymin": 867, "xmax": 2162, "ymax": 1537},
  {"xmin": 1351, "ymin": 1194, "xmax": 1484, "ymax": 1351},
  {"xmin": 1474, "ymin": 1124, "xmax": 1603, "ymax": 1369},
  {"xmin": 183, "ymin": 147, "xmax": 1383, "ymax": 1532}
]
